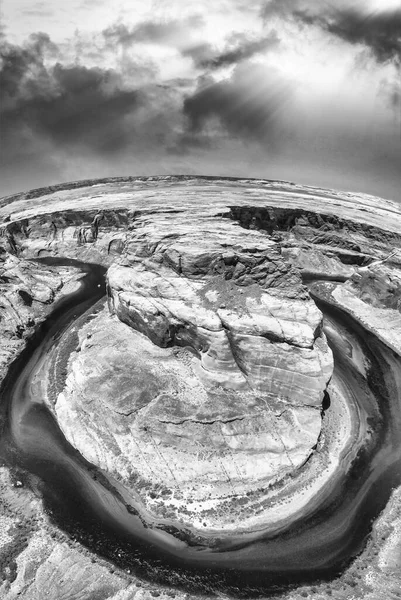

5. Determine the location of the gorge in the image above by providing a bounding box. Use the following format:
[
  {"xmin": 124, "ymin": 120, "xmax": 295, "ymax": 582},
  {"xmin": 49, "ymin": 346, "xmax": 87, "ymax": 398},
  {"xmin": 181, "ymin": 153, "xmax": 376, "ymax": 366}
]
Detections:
[{"xmin": 0, "ymin": 176, "xmax": 400, "ymax": 600}]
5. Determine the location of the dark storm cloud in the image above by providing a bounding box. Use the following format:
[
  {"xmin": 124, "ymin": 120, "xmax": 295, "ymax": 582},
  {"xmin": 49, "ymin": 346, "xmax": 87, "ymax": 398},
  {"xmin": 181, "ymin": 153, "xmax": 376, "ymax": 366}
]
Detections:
[
  {"xmin": 262, "ymin": 0, "xmax": 401, "ymax": 63},
  {"xmin": 0, "ymin": 32, "xmax": 144, "ymax": 163},
  {"xmin": 102, "ymin": 15, "xmax": 204, "ymax": 48},
  {"xmin": 183, "ymin": 65, "xmax": 291, "ymax": 141},
  {"xmin": 295, "ymin": 7, "xmax": 401, "ymax": 63},
  {"xmin": 0, "ymin": 32, "xmax": 57, "ymax": 101},
  {"xmin": 0, "ymin": 31, "xmax": 191, "ymax": 193},
  {"xmin": 184, "ymin": 31, "xmax": 280, "ymax": 70}
]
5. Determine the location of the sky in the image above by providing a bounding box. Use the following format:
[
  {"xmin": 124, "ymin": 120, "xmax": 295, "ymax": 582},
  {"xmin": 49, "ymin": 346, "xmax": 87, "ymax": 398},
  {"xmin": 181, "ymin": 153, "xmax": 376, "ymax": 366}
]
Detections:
[{"xmin": 0, "ymin": 0, "xmax": 400, "ymax": 201}]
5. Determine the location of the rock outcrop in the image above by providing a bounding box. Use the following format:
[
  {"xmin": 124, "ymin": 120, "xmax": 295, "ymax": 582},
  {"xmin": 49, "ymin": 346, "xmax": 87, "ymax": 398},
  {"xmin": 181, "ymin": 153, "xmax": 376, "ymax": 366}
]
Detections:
[
  {"xmin": 85, "ymin": 207, "xmax": 331, "ymax": 520},
  {"xmin": 0, "ymin": 247, "xmax": 81, "ymax": 383}
]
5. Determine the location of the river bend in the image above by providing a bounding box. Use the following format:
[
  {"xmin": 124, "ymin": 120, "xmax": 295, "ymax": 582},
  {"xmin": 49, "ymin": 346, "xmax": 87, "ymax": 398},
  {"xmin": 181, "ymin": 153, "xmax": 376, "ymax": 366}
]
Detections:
[{"xmin": 0, "ymin": 259, "xmax": 400, "ymax": 596}]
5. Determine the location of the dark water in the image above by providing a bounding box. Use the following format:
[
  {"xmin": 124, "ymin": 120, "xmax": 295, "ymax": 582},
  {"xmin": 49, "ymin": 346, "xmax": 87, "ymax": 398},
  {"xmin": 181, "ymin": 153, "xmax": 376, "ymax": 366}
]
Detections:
[{"xmin": 0, "ymin": 260, "xmax": 400, "ymax": 596}]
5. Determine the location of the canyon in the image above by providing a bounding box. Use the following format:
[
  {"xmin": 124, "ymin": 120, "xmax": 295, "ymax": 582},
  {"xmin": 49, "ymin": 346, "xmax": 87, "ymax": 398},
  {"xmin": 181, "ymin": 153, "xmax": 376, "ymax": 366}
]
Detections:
[{"xmin": 0, "ymin": 176, "xmax": 400, "ymax": 600}]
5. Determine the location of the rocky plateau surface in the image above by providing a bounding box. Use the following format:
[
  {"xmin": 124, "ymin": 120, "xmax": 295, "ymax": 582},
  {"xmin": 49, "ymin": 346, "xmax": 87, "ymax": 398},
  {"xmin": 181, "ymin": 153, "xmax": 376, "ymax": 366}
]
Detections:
[{"xmin": 0, "ymin": 176, "xmax": 400, "ymax": 600}]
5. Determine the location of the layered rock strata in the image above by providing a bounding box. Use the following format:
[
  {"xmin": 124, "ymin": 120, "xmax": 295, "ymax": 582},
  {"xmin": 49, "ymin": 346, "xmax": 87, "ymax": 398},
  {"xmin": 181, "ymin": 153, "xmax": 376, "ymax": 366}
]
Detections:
[{"xmin": 90, "ymin": 210, "xmax": 333, "ymax": 521}]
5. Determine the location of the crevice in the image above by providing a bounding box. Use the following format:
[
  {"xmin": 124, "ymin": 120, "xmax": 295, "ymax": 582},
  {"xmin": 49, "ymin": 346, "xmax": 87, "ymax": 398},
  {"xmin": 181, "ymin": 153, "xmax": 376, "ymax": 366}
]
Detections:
[
  {"xmin": 219, "ymin": 320, "xmax": 249, "ymax": 379},
  {"xmin": 260, "ymin": 398, "xmax": 296, "ymax": 469},
  {"xmin": 156, "ymin": 414, "xmax": 248, "ymax": 426}
]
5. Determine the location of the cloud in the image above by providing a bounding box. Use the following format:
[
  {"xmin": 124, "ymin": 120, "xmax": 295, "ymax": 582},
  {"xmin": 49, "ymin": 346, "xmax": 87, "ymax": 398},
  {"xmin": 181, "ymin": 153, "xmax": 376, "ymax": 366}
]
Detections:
[
  {"xmin": 380, "ymin": 78, "xmax": 401, "ymax": 110},
  {"xmin": 0, "ymin": 30, "xmax": 203, "ymax": 193},
  {"xmin": 21, "ymin": 1, "xmax": 54, "ymax": 18},
  {"xmin": 0, "ymin": 12, "xmax": 399, "ymax": 203},
  {"xmin": 262, "ymin": 0, "xmax": 298, "ymax": 19},
  {"xmin": 180, "ymin": 49, "xmax": 400, "ymax": 202},
  {"xmin": 297, "ymin": 7, "xmax": 401, "ymax": 63},
  {"xmin": 1, "ymin": 33, "xmax": 57, "ymax": 103},
  {"xmin": 184, "ymin": 31, "xmax": 280, "ymax": 69},
  {"xmin": 105, "ymin": 17, "xmax": 280, "ymax": 75},
  {"xmin": 22, "ymin": 9, "xmax": 53, "ymax": 17},
  {"xmin": 183, "ymin": 64, "xmax": 292, "ymax": 142},
  {"xmin": 0, "ymin": 32, "xmax": 145, "ymax": 163},
  {"xmin": 262, "ymin": 0, "xmax": 401, "ymax": 63},
  {"xmin": 0, "ymin": 31, "xmax": 185, "ymax": 192},
  {"xmin": 102, "ymin": 15, "xmax": 204, "ymax": 49}
]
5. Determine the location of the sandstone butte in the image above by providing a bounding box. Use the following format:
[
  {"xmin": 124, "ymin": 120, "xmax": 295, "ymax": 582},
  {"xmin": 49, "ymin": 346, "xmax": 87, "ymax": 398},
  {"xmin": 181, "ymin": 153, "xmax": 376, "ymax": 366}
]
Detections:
[{"xmin": 0, "ymin": 176, "xmax": 400, "ymax": 600}]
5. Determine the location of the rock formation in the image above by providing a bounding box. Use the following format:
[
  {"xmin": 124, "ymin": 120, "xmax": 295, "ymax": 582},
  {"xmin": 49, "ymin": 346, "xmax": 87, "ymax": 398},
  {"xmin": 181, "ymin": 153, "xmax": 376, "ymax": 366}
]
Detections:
[{"xmin": 92, "ymin": 207, "xmax": 332, "ymax": 521}]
